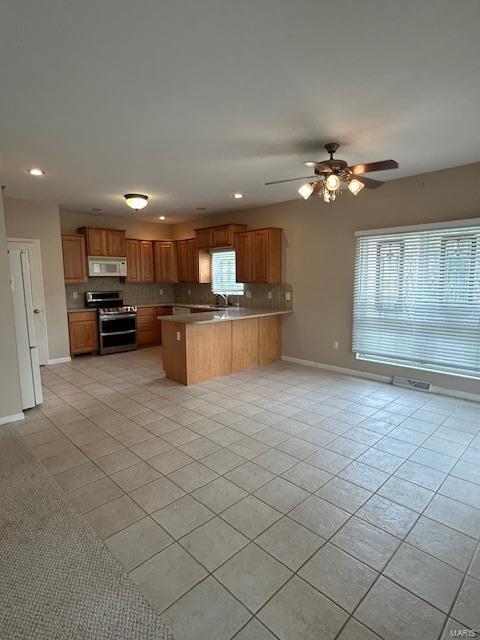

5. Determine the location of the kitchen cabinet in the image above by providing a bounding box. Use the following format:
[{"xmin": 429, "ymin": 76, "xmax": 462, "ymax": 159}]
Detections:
[
  {"xmin": 126, "ymin": 239, "xmax": 141, "ymax": 282},
  {"xmin": 136, "ymin": 307, "xmax": 156, "ymax": 346},
  {"xmin": 154, "ymin": 240, "xmax": 178, "ymax": 282},
  {"xmin": 136, "ymin": 305, "xmax": 172, "ymax": 346},
  {"xmin": 126, "ymin": 239, "xmax": 154, "ymax": 282},
  {"xmin": 79, "ymin": 227, "xmax": 127, "ymax": 257},
  {"xmin": 234, "ymin": 227, "xmax": 282, "ymax": 284},
  {"xmin": 177, "ymin": 238, "xmax": 211, "ymax": 283},
  {"xmin": 62, "ymin": 234, "xmax": 88, "ymax": 283},
  {"xmin": 195, "ymin": 223, "xmax": 247, "ymax": 249},
  {"xmin": 68, "ymin": 311, "xmax": 98, "ymax": 356}
]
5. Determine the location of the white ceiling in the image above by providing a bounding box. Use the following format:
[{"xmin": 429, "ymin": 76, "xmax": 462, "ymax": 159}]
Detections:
[{"xmin": 1, "ymin": 0, "xmax": 480, "ymax": 222}]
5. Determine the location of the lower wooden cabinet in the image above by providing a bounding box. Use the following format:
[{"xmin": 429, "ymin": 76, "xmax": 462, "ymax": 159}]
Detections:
[
  {"xmin": 137, "ymin": 306, "xmax": 172, "ymax": 346},
  {"xmin": 68, "ymin": 311, "xmax": 98, "ymax": 356}
]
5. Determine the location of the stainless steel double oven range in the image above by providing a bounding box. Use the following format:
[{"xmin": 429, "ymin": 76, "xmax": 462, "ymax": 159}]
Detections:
[{"xmin": 85, "ymin": 291, "xmax": 138, "ymax": 355}]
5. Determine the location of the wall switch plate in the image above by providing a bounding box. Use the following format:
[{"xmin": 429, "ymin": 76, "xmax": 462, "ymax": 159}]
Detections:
[
  {"xmin": 176, "ymin": 331, "xmax": 181, "ymax": 341},
  {"xmin": 333, "ymin": 340, "xmax": 339, "ymax": 350},
  {"xmin": 188, "ymin": 289, "xmax": 191, "ymax": 296},
  {"xmin": 72, "ymin": 291, "xmax": 79, "ymax": 299},
  {"xmin": 159, "ymin": 288, "xmax": 164, "ymax": 296},
  {"xmin": 267, "ymin": 291, "xmax": 272, "ymax": 300},
  {"xmin": 246, "ymin": 291, "xmax": 252, "ymax": 298},
  {"xmin": 285, "ymin": 292, "xmax": 291, "ymax": 301}
]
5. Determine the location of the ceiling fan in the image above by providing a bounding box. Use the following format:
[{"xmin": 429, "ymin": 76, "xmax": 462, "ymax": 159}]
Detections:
[{"xmin": 265, "ymin": 143, "xmax": 399, "ymax": 203}]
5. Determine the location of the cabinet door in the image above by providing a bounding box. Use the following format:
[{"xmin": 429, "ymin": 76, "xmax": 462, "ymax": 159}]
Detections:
[
  {"xmin": 251, "ymin": 229, "xmax": 270, "ymax": 282},
  {"xmin": 154, "ymin": 241, "xmax": 178, "ymax": 282},
  {"xmin": 126, "ymin": 239, "xmax": 141, "ymax": 282},
  {"xmin": 195, "ymin": 227, "xmax": 213, "ymax": 249},
  {"xmin": 62, "ymin": 235, "xmax": 87, "ymax": 283},
  {"xmin": 187, "ymin": 238, "xmax": 199, "ymax": 282},
  {"xmin": 69, "ymin": 320, "xmax": 98, "ymax": 355},
  {"xmin": 140, "ymin": 241, "xmax": 155, "ymax": 282},
  {"xmin": 107, "ymin": 229, "xmax": 126, "ymax": 256},
  {"xmin": 155, "ymin": 306, "xmax": 171, "ymax": 344},
  {"xmin": 177, "ymin": 240, "xmax": 191, "ymax": 282},
  {"xmin": 87, "ymin": 228, "xmax": 108, "ymax": 256},
  {"xmin": 234, "ymin": 231, "xmax": 251, "ymax": 283},
  {"xmin": 212, "ymin": 225, "xmax": 230, "ymax": 247}
]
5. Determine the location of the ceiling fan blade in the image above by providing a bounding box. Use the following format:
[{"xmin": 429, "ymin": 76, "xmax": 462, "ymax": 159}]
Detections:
[
  {"xmin": 354, "ymin": 175, "xmax": 384, "ymax": 189},
  {"xmin": 264, "ymin": 175, "xmax": 315, "ymax": 186},
  {"xmin": 304, "ymin": 161, "xmax": 332, "ymax": 172},
  {"xmin": 349, "ymin": 159, "xmax": 399, "ymax": 175}
]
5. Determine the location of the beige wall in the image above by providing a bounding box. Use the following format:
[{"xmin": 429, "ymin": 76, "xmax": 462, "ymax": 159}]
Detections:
[
  {"xmin": 4, "ymin": 196, "xmax": 70, "ymax": 361},
  {"xmin": 0, "ymin": 192, "xmax": 23, "ymax": 420},
  {"xmin": 174, "ymin": 161, "xmax": 480, "ymax": 396},
  {"xmin": 61, "ymin": 210, "xmax": 175, "ymax": 240}
]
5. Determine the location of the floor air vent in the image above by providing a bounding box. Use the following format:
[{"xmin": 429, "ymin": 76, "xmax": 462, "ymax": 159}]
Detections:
[{"xmin": 392, "ymin": 376, "xmax": 431, "ymax": 392}]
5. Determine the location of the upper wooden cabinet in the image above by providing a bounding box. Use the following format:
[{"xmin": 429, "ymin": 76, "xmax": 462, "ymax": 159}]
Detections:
[
  {"xmin": 177, "ymin": 238, "xmax": 211, "ymax": 283},
  {"xmin": 195, "ymin": 224, "xmax": 247, "ymax": 249},
  {"xmin": 62, "ymin": 234, "xmax": 88, "ymax": 283},
  {"xmin": 234, "ymin": 227, "xmax": 282, "ymax": 284},
  {"xmin": 79, "ymin": 227, "xmax": 127, "ymax": 257},
  {"xmin": 126, "ymin": 239, "xmax": 154, "ymax": 283},
  {"xmin": 154, "ymin": 240, "xmax": 178, "ymax": 283}
]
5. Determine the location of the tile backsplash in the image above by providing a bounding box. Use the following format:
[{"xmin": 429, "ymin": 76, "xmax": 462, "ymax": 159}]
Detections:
[
  {"xmin": 65, "ymin": 279, "xmax": 293, "ymax": 311},
  {"xmin": 65, "ymin": 279, "xmax": 175, "ymax": 309}
]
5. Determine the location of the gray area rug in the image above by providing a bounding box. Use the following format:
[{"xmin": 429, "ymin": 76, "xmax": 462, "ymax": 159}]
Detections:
[{"xmin": 0, "ymin": 424, "xmax": 174, "ymax": 640}]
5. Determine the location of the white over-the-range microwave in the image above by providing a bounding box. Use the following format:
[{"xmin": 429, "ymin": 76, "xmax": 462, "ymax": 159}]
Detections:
[{"xmin": 88, "ymin": 256, "xmax": 127, "ymax": 277}]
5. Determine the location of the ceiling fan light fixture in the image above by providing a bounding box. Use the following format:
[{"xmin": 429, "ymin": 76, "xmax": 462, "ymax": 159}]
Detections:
[
  {"xmin": 124, "ymin": 193, "xmax": 149, "ymax": 210},
  {"xmin": 348, "ymin": 178, "xmax": 365, "ymax": 196},
  {"xmin": 298, "ymin": 182, "xmax": 315, "ymax": 200},
  {"xmin": 323, "ymin": 190, "xmax": 337, "ymax": 203},
  {"xmin": 325, "ymin": 173, "xmax": 340, "ymax": 191}
]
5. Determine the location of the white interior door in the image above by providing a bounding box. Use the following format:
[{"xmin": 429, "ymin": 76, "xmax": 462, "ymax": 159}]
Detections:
[{"xmin": 7, "ymin": 239, "xmax": 48, "ymax": 365}]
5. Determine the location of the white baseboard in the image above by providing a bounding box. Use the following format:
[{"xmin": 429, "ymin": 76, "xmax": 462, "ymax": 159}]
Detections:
[
  {"xmin": 281, "ymin": 355, "xmax": 480, "ymax": 403},
  {"xmin": 281, "ymin": 356, "xmax": 392, "ymax": 383},
  {"xmin": 47, "ymin": 356, "xmax": 71, "ymax": 365},
  {"xmin": 430, "ymin": 385, "xmax": 480, "ymax": 403},
  {"xmin": 0, "ymin": 412, "xmax": 25, "ymax": 426}
]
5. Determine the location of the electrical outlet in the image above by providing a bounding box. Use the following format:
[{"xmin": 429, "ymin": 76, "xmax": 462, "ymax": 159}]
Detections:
[
  {"xmin": 246, "ymin": 290, "xmax": 252, "ymax": 299},
  {"xmin": 285, "ymin": 292, "xmax": 291, "ymax": 301},
  {"xmin": 159, "ymin": 288, "xmax": 164, "ymax": 296},
  {"xmin": 188, "ymin": 288, "xmax": 191, "ymax": 296},
  {"xmin": 267, "ymin": 291, "xmax": 272, "ymax": 300},
  {"xmin": 176, "ymin": 331, "xmax": 181, "ymax": 341},
  {"xmin": 333, "ymin": 340, "xmax": 339, "ymax": 350},
  {"xmin": 72, "ymin": 291, "xmax": 79, "ymax": 299}
]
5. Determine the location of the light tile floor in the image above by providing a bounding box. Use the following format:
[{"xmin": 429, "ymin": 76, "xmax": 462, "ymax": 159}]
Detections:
[{"xmin": 16, "ymin": 345, "xmax": 480, "ymax": 640}]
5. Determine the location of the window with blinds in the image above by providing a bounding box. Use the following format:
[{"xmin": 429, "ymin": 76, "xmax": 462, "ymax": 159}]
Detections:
[
  {"xmin": 211, "ymin": 249, "xmax": 244, "ymax": 295},
  {"xmin": 353, "ymin": 220, "xmax": 480, "ymax": 378}
]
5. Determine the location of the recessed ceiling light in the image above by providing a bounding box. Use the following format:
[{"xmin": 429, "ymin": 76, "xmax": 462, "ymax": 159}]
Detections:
[
  {"xmin": 232, "ymin": 193, "xmax": 244, "ymax": 199},
  {"xmin": 27, "ymin": 168, "xmax": 45, "ymax": 176},
  {"xmin": 158, "ymin": 216, "xmax": 166, "ymax": 221}
]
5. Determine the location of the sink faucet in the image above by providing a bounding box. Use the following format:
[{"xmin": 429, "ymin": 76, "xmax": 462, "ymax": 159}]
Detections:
[{"xmin": 216, "ymin": 294, "xmax": 229, "ymax": 307}]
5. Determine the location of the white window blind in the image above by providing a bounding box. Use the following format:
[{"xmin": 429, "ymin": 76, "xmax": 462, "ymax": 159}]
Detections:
[
  {"xmin": 211, "ymin": 249, "xmax": 244, "ymax": 295},
  {"xmin": 353, "ymin": 221, "xmax": 480, "ymax": 378}
]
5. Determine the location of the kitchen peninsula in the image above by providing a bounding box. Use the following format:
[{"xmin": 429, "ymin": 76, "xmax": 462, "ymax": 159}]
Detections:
[{"xmin": 160, "ymin": 308, "xmax": 291, "ymax": 385}]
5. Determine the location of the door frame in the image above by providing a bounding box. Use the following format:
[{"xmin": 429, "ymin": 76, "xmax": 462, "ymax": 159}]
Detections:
[{"xmin": 7, "ymin": 238, "xmax": 49, "ymax": 365}]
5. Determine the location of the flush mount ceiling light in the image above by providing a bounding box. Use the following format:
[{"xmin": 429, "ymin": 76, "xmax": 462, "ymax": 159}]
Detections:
[
  {"xmin": 266, "ymin": 143, "xmax": 399, "ymax": 204},
  {"xmin": 232, "ymin": 193, "xmax": 244, "ymax": 199},
  {"xmin": 124, "ymin": 193, "xmax": 149, "ymax": 211},
  {"xmin": 27, "ymin": 168, "xmax": 45, "ymax": 176}
]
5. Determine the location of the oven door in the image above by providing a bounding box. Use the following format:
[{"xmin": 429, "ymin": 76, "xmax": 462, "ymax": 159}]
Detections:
[{"xmin": 99, "ymin": 313, "xmax": 137, "ymax": 354}]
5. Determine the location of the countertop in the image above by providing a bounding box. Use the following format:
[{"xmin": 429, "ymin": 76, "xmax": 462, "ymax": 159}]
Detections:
[{"xmin": 158, "ymin": 308, "xmax": 291, "ymax": 324}]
